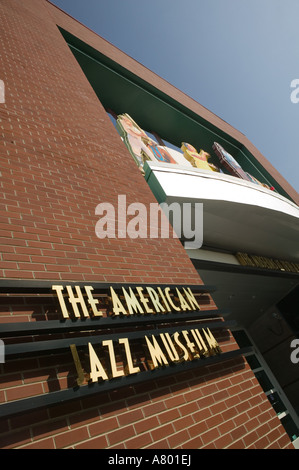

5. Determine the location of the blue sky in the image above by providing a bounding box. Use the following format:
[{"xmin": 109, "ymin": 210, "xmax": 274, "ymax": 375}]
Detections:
[{"xmin": 50, "ymin": 0, "xmax": 299, "ymax": 193}]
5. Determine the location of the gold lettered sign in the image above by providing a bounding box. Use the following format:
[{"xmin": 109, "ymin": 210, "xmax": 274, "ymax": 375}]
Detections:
[
  {"xmin": 51, "ymin": 284, "xmax": 223, "ymax": 387},
  {"xmin": 51, "ymin": 284, "xmax": 201, "ymax": 319},
  {"xmin": 70, "ymin": 326, "xmax": 222, "ymax": 386},
  {"xmin": 236, "ymin": 252, "xmax": 299, "ymax": 273},
  {"xmin": 0, "ymin": 282, "xmax": 245, "ymax": 419}
]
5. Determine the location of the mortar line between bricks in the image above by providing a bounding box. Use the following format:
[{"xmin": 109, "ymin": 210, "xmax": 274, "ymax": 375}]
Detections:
[
  {"xmin": 0, "ymin": 366, "xmax": 265, "ymax": 411},
  {"xmin": 185, "ymin": 363, "xmax": 250, "ymax": 390},
  {"xmin": 14, "ymin": 405, "xmax": 283, "ymax": 450},
  {"xmin": 132, "ymin": 395, "xmax": 277, "ymax": 449},
  {"xmin": 240, "ymin": 425, "xmax": 287, "ymax": 450},
  {"xmin": 0, "ymin": 375, "xmax": 267, "ymax": 435},
  {"xmin": 169, "ymin": 394, "xmax": 279, "ymax": 449},
  {"xmin": 225, "ymin": 412, "xmax": 287, "ymax": 449},
  {"xmin": 16, "ymin": 436, "xmax": 56, "ymax": 450},
  {"xmin": 265, "ymin": 436, "xmax": 291, "ymax": 450}
]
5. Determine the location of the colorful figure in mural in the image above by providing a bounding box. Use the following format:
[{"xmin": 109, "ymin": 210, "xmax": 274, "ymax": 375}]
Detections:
[
  {"xmin": 245, "ymin": 172, "xmax": 274, "ymax": 191},
  {"xmin": 212, "ymin": 142, "xmax": 253, "ymax": 181},
  {"xmin": 212, "ymin": 142, "xmax": 275, "ymax": 190},
  {"xmin": 146, "ymin": 144, "xmax": 177, "ymax": 164},
  {"xmin": 181, "ymin": 143, "xmax": 219, "ymax": 172},
  {"xmin": 159, "ymin": 146, "xmax": 192, "ymax": 167},
  {"xmin": 116, "ymin": 113, "xmax": 155, "ymax": 168},
  {"xmin": 116, "ymin": 113, "xmax": 176, "ymax": 170}
]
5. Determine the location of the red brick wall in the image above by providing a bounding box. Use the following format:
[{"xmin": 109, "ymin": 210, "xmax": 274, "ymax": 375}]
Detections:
[
  {"xmin": 0, "ymin": 0, "xmax": 293, "ymax": 449},
  {"xmin": 0, "ymin": 0, "xmax": 201, "ymax": 285}
]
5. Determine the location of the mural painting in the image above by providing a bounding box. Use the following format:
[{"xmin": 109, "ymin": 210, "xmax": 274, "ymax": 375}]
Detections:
[
  {"xmin": 213, "ymin": 142, "xmax": 274, "ymax": 190},
  {"xmin": 181, "ymin": 142, "xmax": 219, "ymax": 172},
  {"xmin": 116, "ymin": 113, "xmax": 273, "ymax": 190},
  {"xmin": 116, "ymin": 114, "xmax": 177, "ymax": 170}
]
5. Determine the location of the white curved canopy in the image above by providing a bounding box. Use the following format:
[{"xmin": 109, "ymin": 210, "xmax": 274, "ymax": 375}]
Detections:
[{"xmin": 145, "ymin": 161, "xmax": 299, "ymax": 262}]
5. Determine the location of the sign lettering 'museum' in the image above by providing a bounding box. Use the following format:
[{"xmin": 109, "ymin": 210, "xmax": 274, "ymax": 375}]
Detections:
[{"xmin": 71, "ymin": 326, "xmax": 221, "ymax": 385}]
